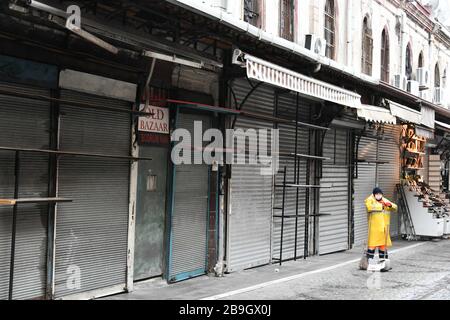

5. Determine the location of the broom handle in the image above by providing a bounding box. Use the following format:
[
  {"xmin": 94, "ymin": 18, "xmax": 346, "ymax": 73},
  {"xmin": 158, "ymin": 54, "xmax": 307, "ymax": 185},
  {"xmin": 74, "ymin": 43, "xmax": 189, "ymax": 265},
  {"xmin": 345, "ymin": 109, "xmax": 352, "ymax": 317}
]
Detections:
[
  {"xmin": 384, "ymin": 199, "xmax": 390, "ymax": 257},
  {"xmin": 366, "ymin": 205, "xmax": 372, "ymax": 252}
]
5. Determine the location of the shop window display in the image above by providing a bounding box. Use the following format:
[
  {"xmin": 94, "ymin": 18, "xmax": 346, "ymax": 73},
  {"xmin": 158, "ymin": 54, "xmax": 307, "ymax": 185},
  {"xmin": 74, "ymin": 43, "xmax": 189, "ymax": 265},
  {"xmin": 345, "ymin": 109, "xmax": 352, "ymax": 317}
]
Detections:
[{"xmin": 401, "ymin": 124, "xmax": 425, "ymax": 170}]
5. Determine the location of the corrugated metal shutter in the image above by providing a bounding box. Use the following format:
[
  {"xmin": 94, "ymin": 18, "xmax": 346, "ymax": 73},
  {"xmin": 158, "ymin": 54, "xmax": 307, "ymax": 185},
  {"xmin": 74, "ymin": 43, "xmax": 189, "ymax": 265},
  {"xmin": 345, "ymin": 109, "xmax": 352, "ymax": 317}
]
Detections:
[
  {"xmin": 319, "ymin": 128, "xmax": 350, "ymax": 255},
  {"xmin": 168, "ymin": 112, "xmax": 211, "ymax": 282},
  {"xmin": 354, "ymin": 136, "xmax": 378, "ymax": 246},
  {"xmin": 0, "ymin": 82, "xmax": 50, "ymax": 300},
  {"xmin": 377, "ymin": 125, "xmax": 401, "ymax": 237},
  {"xmin": 54, "ymin": 90, "xmax": 130, "ymax": 298},
  {"xmin": 272, "ymin": 94, "xmax": 310, "ymax": 261},
  {"xmin": 226, "ymin": 79, "xmax": 274, "ymax": 272},
  {"xmin": 353, "ymin": 163, "xmax": 376, "ymax": 246}
]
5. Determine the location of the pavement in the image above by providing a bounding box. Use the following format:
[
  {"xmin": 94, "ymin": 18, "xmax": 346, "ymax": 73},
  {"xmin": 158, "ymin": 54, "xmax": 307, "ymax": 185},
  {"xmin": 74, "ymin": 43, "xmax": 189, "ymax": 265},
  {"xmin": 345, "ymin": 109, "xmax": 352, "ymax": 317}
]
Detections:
[{"xmin": 102, "ymin": 239, "xmax": 450, "ymax": 300}]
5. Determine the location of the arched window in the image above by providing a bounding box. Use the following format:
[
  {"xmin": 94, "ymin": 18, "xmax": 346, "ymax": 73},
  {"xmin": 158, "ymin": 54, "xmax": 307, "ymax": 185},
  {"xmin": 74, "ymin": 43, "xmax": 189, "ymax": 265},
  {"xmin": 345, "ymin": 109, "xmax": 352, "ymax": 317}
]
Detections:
[
  {"xmin": 244, "ymin": 0, "xmax": 263, "ymax": 29},
  {"xmin": 280, "ymin": 0, "xmax": 294, "ymax": 41},
  {"xmin": 418, "ymin": 51, "xmax": 424, "ymax": 68},
  {"xmin": 361, "ymin": 16, "xmax": 373, "ymax": 75},
  {"xmin": 380, "ymin": 28, "xmax": 390, "ymax": 82},
  {"xmin": 435, "ymin": 63, "xmax": 441, "ymax": 88},
  {"xmin": 324, "ymin": 0, "xmax": 336, "ymax": 60},
  {"xmin": 405, "ymin": 44, "xmax": 413, "ymax": 80}
]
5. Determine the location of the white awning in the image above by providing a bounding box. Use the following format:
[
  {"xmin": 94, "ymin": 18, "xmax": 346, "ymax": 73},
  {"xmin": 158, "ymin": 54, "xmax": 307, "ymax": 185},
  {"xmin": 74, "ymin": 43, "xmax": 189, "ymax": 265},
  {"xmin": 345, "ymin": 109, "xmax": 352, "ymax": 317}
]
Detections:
[
  {"xmin": 388, "ymin": 100, "xmax": 422, "ymax": 124},
  {"xmin": 416, "ymin": 126, "xmax": 434, "ymax": 139},
  {"xmin": 244, "ymin": 54, "xmax": 362, "ymax": 109},
  {"xmin": 421, "ymin": 105, "xmax": 435, "ymax": 129},
  {"xmin": 357, "ymin": 105, "xmax": 396, "ymax": 124}
]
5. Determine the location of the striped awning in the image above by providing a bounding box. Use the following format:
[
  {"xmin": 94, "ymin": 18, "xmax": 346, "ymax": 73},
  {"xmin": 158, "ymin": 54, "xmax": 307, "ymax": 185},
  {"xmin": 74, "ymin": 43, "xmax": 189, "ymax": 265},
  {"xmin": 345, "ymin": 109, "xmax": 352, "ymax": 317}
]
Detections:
[
  {"xmin": 357, "ymin": 104, "xmax": 396, "ymax": 124},
  {"xmin": 244, "ymin": 54, "xmax": 362, "ymax": 109},
  {"xmin": 388, "ymin": 100, "xmax": 422, "ymax": 125}
]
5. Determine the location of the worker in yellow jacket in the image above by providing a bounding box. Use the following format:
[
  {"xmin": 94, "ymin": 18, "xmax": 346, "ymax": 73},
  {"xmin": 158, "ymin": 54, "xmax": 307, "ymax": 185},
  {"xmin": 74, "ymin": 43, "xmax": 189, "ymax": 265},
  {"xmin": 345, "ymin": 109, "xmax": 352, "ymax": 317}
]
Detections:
[{"xmin": 364, "ymin": 187, "xmax": 398, "ymax": 269}]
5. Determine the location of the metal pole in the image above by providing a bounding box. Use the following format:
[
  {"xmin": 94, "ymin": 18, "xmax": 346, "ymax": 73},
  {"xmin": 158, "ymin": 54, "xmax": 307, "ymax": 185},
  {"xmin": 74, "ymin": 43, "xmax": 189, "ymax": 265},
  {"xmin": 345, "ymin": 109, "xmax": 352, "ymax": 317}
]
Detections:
[
  {"xmin": 279, "ymin": 167, "xmax": 287, "ymax": 265},
  {"xmin": 304, "ymin": 156, "xmax": 310, "ymax": 259},
  {"xmin": 9, "ymin": 150, "xmax": 20, "ymax": 300},
  {"xmin": 45, "ymin": 90, "xmax": 59, "ymax": 299},
  {"xmin": 294, "ymin": 94, "xmax": 300, "ymax": 260}
]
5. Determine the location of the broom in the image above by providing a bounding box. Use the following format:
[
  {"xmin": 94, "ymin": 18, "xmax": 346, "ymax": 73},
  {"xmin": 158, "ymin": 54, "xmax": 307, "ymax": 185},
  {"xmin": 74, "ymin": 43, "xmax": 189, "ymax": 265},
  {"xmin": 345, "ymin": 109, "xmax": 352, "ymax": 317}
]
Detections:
[{"xmin": 359, "ymin": 211, "xmax": 371, "ymax": 270}]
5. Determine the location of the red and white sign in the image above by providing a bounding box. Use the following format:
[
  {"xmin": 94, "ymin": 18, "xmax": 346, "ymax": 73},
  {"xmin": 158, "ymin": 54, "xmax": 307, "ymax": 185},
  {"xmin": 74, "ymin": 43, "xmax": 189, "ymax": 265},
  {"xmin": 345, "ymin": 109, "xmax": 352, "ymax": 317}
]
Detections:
[{"xmin": 138, "ymin": 104, "xmax": 169, "ymax": 134}]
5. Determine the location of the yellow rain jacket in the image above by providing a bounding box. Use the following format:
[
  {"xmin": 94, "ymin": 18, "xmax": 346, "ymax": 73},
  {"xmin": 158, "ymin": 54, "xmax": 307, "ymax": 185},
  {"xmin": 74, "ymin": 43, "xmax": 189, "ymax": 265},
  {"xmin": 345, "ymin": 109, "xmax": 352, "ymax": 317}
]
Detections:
[{"xmin": 364, "ymin": 194, "xmax": 398, "ymax": 247}]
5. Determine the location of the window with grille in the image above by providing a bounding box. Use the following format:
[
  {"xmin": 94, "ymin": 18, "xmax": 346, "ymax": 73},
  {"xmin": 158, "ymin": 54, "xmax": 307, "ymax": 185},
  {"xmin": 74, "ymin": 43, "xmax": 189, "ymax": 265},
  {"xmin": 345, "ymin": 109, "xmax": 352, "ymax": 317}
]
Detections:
[
  {"xmin": 380, "ymin": 28, "xmax": 390, "ymax": 83},
  {"xmin": 324, "ymin": 0, "xmax": 336, "ymax": 60},
  {"xmin": 244, "ymin": 0, "xmax": 262, "ymax": 28},
  {"xmin": 405, "ymin": 44, "xmax": 413, "ymax": 80},
  {"xmin": 361, "ymin": 17, "xmax": 373, "ymax": 76},
  {"xmin": 280, "ymin": 0, "xmax": 294, "ymax": 41}
]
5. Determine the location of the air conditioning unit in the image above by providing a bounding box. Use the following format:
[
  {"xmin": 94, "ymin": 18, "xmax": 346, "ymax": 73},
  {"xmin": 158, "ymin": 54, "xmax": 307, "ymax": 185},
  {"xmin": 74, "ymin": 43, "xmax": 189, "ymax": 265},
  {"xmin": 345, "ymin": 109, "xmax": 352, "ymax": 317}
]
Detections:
[
  {"xmin": 305, "ymin": 34, "xmax": 327, "ymax": 56},
  {"xmin": 394, "ymin": 74, "xmax": 408, "ymax": 91},
  {"xmin": 434, "ymin": 87, "xmax": 445, "ymax": 105},
  {"xmin": 417, "ymin": 68, "xmax": 430, "ymax": 90},
  {"xmin": 207, "ymin": 0, "xmax": 227, "ymax": 9},
  {"xmin": 419, "ymin": 90, "xmax": 430, "ymax": 102},
  {"xmin": 407, "ymin": 80, "xmax": 420, "ymax": 96}
]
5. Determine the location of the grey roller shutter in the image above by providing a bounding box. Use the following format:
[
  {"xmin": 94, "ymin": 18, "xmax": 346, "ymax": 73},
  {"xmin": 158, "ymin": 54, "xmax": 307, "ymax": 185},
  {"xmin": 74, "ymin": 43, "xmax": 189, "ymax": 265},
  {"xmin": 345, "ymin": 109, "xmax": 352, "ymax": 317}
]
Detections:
[
  {"xmin": 54, "ymin": 90, "xmax": 130, "ymax": 298},
  {"xmin": 226, "ymin": 79, "xmax": 274, "ymax": 272},
  {"xmin": 377, "ymin": 125, "xmax": 401, "ymax": 237},
  {"xmin": 353, "ymin": 163, "xmax": 376, "ymax": 246},
  {"xmin": 0, "ymin": 82, "xmax": 50, "ymax": 300},
  {"xmin": 272, "ymin": 94, "xmax": 310, "ymax": 261},
  {"xmin": 354, "ymin": 136, "xmax": 378, "ymax": 246},
  {"xmin": 168, "ymin": 112, "xmax": 211, "ymax": 282},
  {"xmin": 319, "ymin": 128, "xmax": 350, "ymax": 255}
]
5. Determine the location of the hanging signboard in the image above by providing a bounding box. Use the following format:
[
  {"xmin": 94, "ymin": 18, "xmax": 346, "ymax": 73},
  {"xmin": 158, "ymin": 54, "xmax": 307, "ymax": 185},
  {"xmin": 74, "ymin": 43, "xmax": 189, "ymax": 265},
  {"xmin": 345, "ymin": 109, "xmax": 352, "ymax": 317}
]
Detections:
[
  {"xmin": 139, "ymin": 105, "xmax": 169, "ymax": 134},
  {"xmin": 138, "ymin": 104, "xmax": 170, "ymax": 146}
]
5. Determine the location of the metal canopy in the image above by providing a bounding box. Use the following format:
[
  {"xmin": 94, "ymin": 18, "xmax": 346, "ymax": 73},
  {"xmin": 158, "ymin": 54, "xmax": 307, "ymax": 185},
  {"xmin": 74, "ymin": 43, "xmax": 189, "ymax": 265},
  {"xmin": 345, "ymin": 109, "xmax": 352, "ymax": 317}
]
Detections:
[
  {"xmin": 241, "ymin": 54, "xmax": 362, "ymax": 109},
  {"xmin": 388, "ymin": 100, "xmax": 422, "ymax": 124},
  {"xmin": 436, "ymin": 120, "xmax": 450, "ymax": 132},
  {"xmin": 357, "ymin": 104, "xmax": 397, "ymax": 124}
]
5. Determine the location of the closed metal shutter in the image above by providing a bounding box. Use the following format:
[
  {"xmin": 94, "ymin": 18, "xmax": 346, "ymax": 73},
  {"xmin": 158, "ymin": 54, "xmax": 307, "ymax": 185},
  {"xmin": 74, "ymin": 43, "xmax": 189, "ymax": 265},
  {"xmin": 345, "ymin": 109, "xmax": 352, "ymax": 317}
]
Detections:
[
  {"xmin": 0, "ymin": 82, "xmax": 50, "ymax": 300},
  {"xmin": 377, "ymin": 125, "xmax": 401, "ymax": 237},
  {"xmin": 319, "ymin": 128, "xmax": 350, "ymax": 254},
  {"xmin": 272, "ymin": 94, "xmax": 310, "ymax": 260},
  {"xmin": 168, "ymin": 112, "xmax": 211, "ymax": 282},
  {"xmin": 54, "ymin": 90, "xmax": 130, "ymax": 298},
  {"xmin": 353, "ymin": 136, "xmax": 378, "ymax": 246},
  {"xmin": 226, "ymin": 79, "xmax": 274, "ymax": 272}
]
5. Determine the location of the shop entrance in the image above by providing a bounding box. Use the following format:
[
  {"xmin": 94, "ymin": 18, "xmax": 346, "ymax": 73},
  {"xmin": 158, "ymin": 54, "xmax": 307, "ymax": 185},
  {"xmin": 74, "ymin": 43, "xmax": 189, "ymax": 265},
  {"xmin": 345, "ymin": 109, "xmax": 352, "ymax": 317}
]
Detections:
[
  {"xmin": 167, "ymin": 111, "xmax": 212, "ymax": 282},
  {"xmin": 134, "ymin": 145, "xmax": 168, "ymax": 280}
]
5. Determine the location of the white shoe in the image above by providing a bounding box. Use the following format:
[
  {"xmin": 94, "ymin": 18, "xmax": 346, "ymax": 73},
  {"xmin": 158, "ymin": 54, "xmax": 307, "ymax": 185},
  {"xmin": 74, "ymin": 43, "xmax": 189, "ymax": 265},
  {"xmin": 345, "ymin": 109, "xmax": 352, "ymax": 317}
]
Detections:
[{"xmin": 381, "ymin": 259, "xmax": 392, "ymax": 272}]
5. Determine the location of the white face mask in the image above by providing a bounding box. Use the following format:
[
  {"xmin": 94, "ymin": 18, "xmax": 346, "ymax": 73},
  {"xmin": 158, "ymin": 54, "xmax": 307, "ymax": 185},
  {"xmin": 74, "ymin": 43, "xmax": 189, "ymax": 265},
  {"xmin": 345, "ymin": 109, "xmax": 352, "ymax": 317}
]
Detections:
[{"xmin": 375, "ymin": 194, "xmax": 382, "ymax": 201}]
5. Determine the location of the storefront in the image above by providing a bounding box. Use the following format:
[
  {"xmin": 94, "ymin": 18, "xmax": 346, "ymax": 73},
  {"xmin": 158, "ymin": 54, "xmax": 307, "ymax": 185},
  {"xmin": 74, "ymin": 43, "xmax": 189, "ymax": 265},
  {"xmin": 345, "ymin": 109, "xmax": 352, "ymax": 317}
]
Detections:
[
  {"xmin": 353, "ymin": 122, "xmax": 402, "ymax": 246},
  {"xmin": 0, "ymin": 56, "xmax": 57, "ymax": 300},
  {"xmin": 0, "ymin": 55, "xmax": 140, "ymax": 299},
  {"xmin": 319, "ymin": 124, "xmax": 352, "ymax": 255},
  {"xmin": 225, "ymin": 52, "xmax": 363, "ymax": 271},
  {"xmin": 133, "ymin": 61, "xmax": 224, "ymax": 283}
]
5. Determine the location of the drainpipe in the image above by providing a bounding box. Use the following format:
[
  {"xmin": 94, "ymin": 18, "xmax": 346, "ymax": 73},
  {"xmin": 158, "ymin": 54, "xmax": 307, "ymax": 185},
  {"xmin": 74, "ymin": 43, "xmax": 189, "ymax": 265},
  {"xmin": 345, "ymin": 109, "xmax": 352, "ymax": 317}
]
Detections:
[
  {"xmin": 346, "ymin": 0, "xmax": 353, "ymax": 66},
  {"xmin": 429, "ymin": 30, "xmax": 434, "ymax": 94},
  {"xmin": 399, "ymin": 10, "xmax": 406, "ymax": 79}
]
